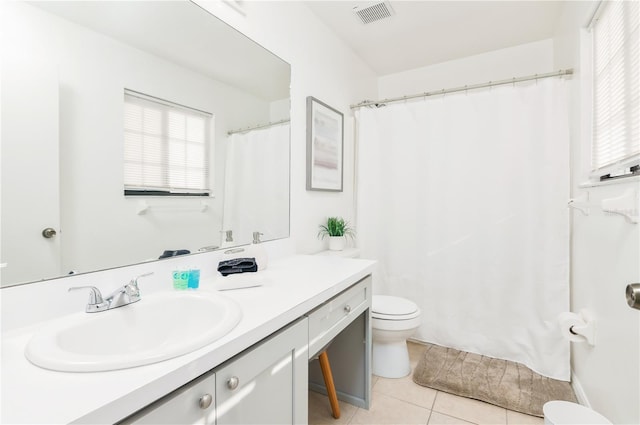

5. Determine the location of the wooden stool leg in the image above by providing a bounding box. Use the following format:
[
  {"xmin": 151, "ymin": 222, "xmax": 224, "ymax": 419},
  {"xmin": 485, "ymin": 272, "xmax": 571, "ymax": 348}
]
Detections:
[{"xmin": 318, "ymin": 351, "xmax": 340, "ymax": 419}]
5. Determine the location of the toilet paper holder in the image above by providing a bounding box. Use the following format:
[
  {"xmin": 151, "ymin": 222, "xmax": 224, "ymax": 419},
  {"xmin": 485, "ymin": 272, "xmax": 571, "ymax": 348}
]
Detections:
[
  {"xmin": 569, "ymin": 322, "xmax": 595, "ymax": 345},
  {"xmin": 561, "ymin": 310, "xmax": 596, "ymax": 346}
]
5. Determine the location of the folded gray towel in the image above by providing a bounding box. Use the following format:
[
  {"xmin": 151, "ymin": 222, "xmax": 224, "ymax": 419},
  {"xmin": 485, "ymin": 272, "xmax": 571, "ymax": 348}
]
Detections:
[{"xmin": 217, "ymin": 257, "xmax": 258, "ymax": 276}]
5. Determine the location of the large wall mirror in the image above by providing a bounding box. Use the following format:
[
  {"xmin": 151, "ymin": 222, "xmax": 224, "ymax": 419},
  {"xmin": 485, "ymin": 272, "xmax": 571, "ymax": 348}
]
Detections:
[{"xmin": 0, "ymin": 1, "xmax": 291, "ymax": 287}]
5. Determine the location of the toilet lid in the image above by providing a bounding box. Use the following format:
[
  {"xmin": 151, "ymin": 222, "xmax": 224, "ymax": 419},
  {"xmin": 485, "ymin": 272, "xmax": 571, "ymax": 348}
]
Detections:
[{"xmin": 372, "ymin": 295, "xmax": 419, "ymax": 316}]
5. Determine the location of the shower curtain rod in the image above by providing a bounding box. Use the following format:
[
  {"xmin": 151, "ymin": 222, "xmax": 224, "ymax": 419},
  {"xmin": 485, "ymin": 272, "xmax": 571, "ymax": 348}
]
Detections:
[
  {"xmin": 350, "ymin": 68, "xmax": 574, "ymax": 110},
  {"xmin": 227, "ymin": 118, "xmax": 290, "ymax": 136}
]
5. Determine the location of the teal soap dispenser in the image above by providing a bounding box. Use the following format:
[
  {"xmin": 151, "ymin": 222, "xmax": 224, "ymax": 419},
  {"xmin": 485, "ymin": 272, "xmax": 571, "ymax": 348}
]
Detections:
[{"xmin": 251, "ymin": 231, "xmax": 268, "ymax": 271}]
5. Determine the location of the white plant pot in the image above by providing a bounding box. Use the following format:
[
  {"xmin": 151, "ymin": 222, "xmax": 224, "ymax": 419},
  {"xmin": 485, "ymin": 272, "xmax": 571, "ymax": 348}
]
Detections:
[{"xmin": 328, "ymin": 236, "xmax": 345, "ymax": 251}]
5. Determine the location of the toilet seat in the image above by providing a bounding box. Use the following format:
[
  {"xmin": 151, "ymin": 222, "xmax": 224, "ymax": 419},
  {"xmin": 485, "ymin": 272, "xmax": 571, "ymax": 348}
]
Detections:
[
  {"xmin": 372, "ymin": 314, "xmax": 421, "ymax": 331},
  {"xmin": 372, "ymin": 295, "xmax": 419, "ymax": 320},
  {"xmin": 372, "ymin": 310, "xmax": 421, "ymax": 320}
]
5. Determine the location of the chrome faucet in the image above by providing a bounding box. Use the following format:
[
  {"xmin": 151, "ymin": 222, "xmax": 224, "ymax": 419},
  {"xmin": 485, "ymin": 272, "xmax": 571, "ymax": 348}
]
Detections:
[{"xmin": 68, "ymin": 272, "xmax": 153, "ymax": 313}]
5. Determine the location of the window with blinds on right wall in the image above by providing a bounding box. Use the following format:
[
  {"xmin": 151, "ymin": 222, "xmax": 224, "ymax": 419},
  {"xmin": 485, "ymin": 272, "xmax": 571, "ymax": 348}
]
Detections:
[{"xmin": 590, "ymin": 0, "xmax": 639, "ymax": 181}]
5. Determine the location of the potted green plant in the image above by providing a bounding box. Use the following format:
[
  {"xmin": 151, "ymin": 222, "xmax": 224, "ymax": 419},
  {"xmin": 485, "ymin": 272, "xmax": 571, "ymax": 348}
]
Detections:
[{"xmin": 318, "ymin": 217, "xmax": 355, "ymax": 251}]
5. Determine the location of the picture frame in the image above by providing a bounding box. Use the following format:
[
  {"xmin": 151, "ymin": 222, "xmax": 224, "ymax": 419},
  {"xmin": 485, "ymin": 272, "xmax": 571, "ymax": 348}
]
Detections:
[{"xmin": 306, "ymin": 96, "xmax": 344, "ymax": 192}]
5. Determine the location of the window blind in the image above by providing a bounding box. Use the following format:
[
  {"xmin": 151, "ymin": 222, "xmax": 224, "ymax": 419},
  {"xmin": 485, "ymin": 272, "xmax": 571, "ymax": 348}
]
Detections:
[
  {"xmin": 591, "ymin": 0, "xmax": 640, "ymax": 177},
  {"xmin": 124, "ymin": 90, "xmax": 212, "ymax": 195}
]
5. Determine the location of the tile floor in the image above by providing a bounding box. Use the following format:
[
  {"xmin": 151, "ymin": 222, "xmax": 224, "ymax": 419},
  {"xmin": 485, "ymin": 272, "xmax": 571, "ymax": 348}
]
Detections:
[{"xmin": 308, "ymin": 341, "xmax": 545, "ymax": 425}]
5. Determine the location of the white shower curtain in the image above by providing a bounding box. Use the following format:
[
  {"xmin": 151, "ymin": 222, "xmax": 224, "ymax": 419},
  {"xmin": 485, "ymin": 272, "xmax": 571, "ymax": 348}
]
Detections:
[
  {"xmin": 223, "ymin": 123, "xmax": 289, "ymax": 242},
  {"xmin": 356, "ymin": 78, "xmax": 570, "ymax": 380}
]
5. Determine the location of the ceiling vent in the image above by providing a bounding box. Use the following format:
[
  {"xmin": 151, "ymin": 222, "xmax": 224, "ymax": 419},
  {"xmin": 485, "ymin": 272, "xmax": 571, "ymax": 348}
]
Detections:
[{"xmin": 353, "ymin": 1, "xmax": 395, "ymax": 25}]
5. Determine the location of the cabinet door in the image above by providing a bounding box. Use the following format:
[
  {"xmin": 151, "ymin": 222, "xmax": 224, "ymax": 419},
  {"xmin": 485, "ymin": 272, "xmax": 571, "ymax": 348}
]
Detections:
[
  {"xmin": 120, "ymin": 370, "xmax": 216, "ymax": 425},
  {"xmin": 216, "ymin": 318, "xmax": 308, "ymax": 425}
]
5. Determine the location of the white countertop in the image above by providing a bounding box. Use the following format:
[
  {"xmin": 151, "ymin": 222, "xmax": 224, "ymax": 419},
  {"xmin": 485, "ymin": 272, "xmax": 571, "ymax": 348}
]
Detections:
[{"xmin": 1, "ymin": 255, "xmax": 375, "ymax": 424}]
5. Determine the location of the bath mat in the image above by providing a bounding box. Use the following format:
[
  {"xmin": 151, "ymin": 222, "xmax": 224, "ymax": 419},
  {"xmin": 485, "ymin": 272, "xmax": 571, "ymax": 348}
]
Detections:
[{"xmin": 412, "ymin": 343, "xmax": 577, "ymax": 417}]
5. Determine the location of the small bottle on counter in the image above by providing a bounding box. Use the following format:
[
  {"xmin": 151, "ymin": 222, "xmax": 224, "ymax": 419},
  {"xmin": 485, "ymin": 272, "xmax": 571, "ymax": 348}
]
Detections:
[
  {"xmin": 188, "ymin": 267, "xmax": 200, "ymax": 289},
  {"xmin": 172, "ymin": 268, "xmax": 189, "ymax": 290}
]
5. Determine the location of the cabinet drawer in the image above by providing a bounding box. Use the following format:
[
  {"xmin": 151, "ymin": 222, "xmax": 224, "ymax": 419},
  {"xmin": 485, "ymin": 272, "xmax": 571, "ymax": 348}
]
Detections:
[{"xmin": 307, "ymin": 276, "xmax": 370, "ymax": 358}]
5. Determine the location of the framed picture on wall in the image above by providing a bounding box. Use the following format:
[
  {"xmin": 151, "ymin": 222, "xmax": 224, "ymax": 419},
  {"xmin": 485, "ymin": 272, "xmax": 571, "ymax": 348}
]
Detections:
[{"xmin": 306, "ymin": 96, "xmax": 344, "ymax": 192}]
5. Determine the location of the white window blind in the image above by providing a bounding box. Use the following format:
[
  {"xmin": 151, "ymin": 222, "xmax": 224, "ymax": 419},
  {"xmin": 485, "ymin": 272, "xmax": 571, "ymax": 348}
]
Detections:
[
  {"xmin": 124, "ymin": 90, "xmax": 212, "ymax": 195},
  {"xmin": 591, "ymin": 0, "xmax": 640, "ymax": 177}
]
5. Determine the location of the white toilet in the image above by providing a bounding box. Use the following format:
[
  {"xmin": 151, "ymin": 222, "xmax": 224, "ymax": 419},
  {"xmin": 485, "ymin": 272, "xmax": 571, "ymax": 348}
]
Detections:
[
  {"xmin": 543, "ymin": 401, "xmax": 611, "ymax": 425},
  {"xmin": 372, "ymin": 295, "xmax": 421, "ymax": 378},
  {"xmin": 316, "ymin": 249, "xmax": 422, "ymax": 378}
]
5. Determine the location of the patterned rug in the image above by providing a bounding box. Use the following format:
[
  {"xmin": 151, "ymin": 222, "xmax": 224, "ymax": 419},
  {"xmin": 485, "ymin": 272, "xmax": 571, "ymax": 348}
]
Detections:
[{"xmin": 412, "ymin": 343, "xmax": 577, "ymax": 417}]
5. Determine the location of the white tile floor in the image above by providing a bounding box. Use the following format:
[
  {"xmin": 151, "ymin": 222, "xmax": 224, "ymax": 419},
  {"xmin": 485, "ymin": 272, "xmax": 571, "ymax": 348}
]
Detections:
[{"xmin": 308, "ymin": 342, "xmax": 545, "ymax": 425}]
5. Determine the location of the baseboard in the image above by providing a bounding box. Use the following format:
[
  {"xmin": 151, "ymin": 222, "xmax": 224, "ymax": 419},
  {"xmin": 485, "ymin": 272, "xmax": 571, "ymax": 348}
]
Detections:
[
  {"xmin": 571, "ymin": 369, "xmax": 591, "ymax": 407},
  {"xmin": 309, "ymin": 382, "xmax": 367, "ymax": 409}
]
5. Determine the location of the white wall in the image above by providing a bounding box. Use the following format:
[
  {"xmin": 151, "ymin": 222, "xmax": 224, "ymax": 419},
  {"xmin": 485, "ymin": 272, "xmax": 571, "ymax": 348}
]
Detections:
[
  {"xmin": 554, "ymin": 2, "xmax": 640, "ymax": 423},
  {"xmin": 378, "ymin": 39, "xmax": 554, "ymax": 98},
  {"xmin": 196, "ymin": 1, "xmax": 378, "ymax": 254}
]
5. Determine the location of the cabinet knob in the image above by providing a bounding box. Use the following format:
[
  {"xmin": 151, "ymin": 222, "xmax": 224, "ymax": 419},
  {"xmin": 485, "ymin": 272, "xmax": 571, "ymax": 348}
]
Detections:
[
  {"xmin": 344, "ymin": 304, "xmax": 352, "ymax": 313},
  {"xmin": 227, "ymin": 376, "xmax": 240, "ymax": 390},
  {"xmin": 199, "ymin": 393, "xmax": 213, "ymax": 409}
]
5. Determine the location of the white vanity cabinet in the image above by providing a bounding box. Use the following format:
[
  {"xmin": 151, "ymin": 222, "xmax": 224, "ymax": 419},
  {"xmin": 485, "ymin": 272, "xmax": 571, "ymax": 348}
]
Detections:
[
  {"xmin": 1, "ymin": 255, "xmax": 376, "ymax": 424},
  {"xmin": 121, "ymin": 318, "xmax": 308, "ymax": 425}
]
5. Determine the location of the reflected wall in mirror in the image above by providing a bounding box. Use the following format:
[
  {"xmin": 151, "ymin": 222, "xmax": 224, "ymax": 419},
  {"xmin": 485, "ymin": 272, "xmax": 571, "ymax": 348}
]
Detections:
[{"xmin": 0, "ymin": 1, "xmax": 291, "ymax": 287}]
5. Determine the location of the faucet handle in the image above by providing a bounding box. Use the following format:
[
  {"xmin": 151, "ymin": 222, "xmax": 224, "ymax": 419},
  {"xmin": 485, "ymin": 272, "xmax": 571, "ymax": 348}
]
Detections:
[
  {"xmin": 127, "ymin": 272, "xmax": 153, "ymax": 298},
  {"xmin": 133, "ymin": 271, "xmax": 153, "ymax": 281},
  {"xmin": 129, "ymin": 272, "xmax": 153, "ymax": 287},
  {"xmin": 68, "ymin": 286, "xmax": 109, "ymax": 313}
]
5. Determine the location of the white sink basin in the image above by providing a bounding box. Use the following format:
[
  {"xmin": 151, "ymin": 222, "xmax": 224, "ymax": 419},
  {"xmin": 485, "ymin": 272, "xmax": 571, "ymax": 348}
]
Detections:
[{"xmin": 25, "ymin": 290, "xmax": 242, "ymax": 372}]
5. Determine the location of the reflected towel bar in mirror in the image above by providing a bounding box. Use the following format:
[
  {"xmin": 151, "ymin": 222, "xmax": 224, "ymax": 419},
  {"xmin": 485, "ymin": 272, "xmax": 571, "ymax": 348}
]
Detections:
[{"xmin": 136, "ymin": 200, "xmax": 210, "ymax": 215}]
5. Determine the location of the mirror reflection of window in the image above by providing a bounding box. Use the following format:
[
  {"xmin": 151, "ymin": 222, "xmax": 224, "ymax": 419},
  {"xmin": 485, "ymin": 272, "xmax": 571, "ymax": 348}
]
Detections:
[
  {"xmin": 0, "ymin": 0, "xmax": 290, "ymax": 288},
  {"xmin": 123, "ymin": 90, "xmax": 213, "ymax": 196}
]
